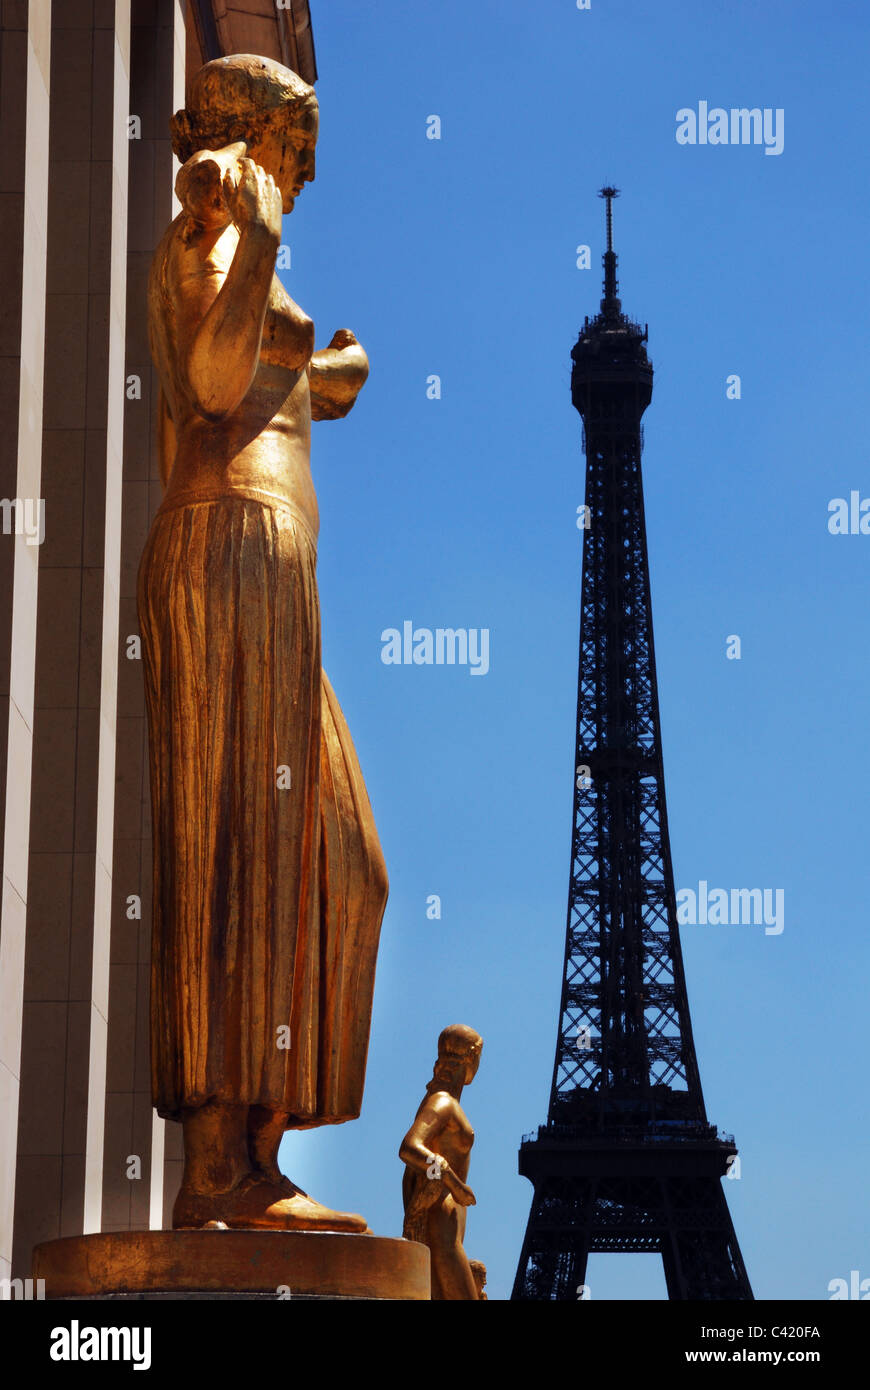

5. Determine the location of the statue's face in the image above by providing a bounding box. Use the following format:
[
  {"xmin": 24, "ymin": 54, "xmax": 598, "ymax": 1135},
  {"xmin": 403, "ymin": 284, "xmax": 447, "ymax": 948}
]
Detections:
[
  {"xmin": 249, "ymin": 100, "xmax": 319, "ymax": 213},
  {"xmin": 464, "ymin": 1048, "xmax": 482, "ymax": 1084}
]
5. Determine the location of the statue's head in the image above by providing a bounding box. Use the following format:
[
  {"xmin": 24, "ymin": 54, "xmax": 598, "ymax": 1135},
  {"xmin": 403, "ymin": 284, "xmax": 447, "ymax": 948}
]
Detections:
[
  {"xmin": 468, "ymin": 1260, "xmax": 487, "ymax": 1297},
  {"xmin": 171, "ymin": 54, "xmax": 318, "ymax": 212},
  {"xmin": 429, "ymin": 1024, "xmax": 483, "ymax": 1091}
]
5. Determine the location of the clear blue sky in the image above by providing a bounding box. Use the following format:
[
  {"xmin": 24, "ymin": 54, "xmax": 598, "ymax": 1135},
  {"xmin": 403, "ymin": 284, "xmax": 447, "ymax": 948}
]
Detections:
[{"xmin": 275, "ymin": 0, "xmax": 870, "ymax": 1299}]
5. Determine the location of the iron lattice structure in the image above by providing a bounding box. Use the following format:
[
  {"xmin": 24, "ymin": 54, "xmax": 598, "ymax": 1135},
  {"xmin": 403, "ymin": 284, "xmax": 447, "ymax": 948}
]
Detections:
[{"xmin": 512, "ymin": 191, "xmax": 752, "ymax": 1301}]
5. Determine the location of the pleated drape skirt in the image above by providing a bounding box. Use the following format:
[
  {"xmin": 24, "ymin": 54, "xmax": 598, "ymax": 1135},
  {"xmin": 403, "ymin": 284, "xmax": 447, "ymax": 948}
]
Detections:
[{"xmin": 137, "ymin": 494, "xmax": 387, "ymax": 1127}]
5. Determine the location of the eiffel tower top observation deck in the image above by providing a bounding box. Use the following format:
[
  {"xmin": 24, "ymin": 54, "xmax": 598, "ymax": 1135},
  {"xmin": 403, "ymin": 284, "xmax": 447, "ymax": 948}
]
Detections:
[{"xmin": 571, "ymin": 186, "xmax": 653, "ymax": 408}]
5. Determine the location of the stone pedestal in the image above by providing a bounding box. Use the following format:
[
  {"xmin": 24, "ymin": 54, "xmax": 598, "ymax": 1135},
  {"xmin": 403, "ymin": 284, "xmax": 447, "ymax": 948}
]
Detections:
[{"xmin": 33, "ymin": 1230, "xmax": 430, "ymax": 1301}]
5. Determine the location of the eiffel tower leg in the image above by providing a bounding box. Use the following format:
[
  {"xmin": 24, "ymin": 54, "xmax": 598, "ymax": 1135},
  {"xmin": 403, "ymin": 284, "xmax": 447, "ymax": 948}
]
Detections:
[
  {"xmin": 660, "ymin": 1178, "xmax": 753, "ymax": 1300},
  {"xmin": 512, "ymin": 1178, "xmax": 595, "ymax": 1301}
]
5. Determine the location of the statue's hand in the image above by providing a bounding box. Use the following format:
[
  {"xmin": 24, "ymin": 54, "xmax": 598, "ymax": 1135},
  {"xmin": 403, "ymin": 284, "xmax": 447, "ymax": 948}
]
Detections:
[
  {"xmin": 444, "ymin": 1171, "xmax": 476, "ymax": 1207},
  {"xmin": 224, "ymin": 158, "xmax": 282, "ymax": 241},
  {"xmin": 175, "ymin": 143, "xmax": 246, "ymax": 229},
  {"xmin": 309, "ymin": 330, "xmax": 369, "ymax": 421}
]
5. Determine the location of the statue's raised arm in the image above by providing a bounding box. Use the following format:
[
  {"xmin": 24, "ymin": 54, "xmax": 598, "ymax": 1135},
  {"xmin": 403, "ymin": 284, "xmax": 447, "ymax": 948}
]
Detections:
[{"xmin": 172, "ymin": 150, "xmax": 283, "ymax": 420}]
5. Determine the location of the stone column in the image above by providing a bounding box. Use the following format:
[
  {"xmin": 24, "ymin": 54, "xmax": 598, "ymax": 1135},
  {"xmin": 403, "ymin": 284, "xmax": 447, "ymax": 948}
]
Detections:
[
  {"xmin": 0, "ymin": 0, "xmax": 52, "ymax": 1288},
  {"xmin": 11, "ymin": 0, "xmax": 131, "ymax": 1279},
  {"xmin": 100, "ymin": 0, "xmax": 184, "ymax": 1241}
]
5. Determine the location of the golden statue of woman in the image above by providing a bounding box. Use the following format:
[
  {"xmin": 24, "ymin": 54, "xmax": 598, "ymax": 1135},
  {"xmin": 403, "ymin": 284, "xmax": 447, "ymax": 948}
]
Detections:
[
  {"xmin": 138, "ymin": 54, "xmax": 387, "ymax": 1232},
  {"xmin": 400, "ymin": 1026, "xmax": 484, "ymax": 1299}
]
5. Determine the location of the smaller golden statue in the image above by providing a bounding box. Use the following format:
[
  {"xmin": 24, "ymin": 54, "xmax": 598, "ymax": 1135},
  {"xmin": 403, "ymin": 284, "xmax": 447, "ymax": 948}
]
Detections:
[
  {"xmin": 400, "ymin": 1025, "xmax": 484, "ymax": 1300},
  {"xmin": 469, "ymin": 1259, "xmax": 488, "ymax": 1300}
]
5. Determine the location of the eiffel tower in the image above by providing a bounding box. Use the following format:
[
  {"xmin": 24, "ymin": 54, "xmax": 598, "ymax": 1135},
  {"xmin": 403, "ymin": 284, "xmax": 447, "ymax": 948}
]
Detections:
[{"xmin": 512, "ymin": 189, "xmax": 752, "ymax": 1301}]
